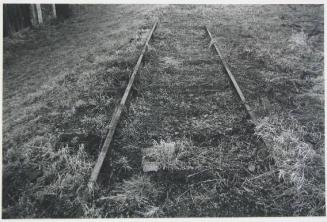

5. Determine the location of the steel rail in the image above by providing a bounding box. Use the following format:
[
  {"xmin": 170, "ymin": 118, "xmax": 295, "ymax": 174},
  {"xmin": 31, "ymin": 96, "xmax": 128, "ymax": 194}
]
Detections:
[
  {"xmin": 205, "ymin": 26, "xmax": 270, "ymax": 150},
  {"xmin": 88, "ymin": 21, "xmax": 158, "ymax": 189},
  {"xmin": 205, "ymin": 26, "xmax": 256, "ymax": 122}
]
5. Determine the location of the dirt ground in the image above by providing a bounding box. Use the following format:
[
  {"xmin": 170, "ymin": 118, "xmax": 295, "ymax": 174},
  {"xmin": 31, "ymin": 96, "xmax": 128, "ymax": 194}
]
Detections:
[{"xmin": 2, "ymin": 4, "xmax": 324, "ymax": 218}]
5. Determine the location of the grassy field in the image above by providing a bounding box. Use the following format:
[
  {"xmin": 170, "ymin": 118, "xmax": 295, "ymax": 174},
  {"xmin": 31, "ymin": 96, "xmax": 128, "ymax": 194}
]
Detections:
[{"xmin": 2, "ymin": 4, "xmax": 324, "ymax": 218}]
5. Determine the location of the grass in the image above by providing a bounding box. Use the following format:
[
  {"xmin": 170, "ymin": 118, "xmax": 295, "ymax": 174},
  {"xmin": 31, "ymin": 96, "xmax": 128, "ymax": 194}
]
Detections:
[
  {"xmin": 202, "ymin": 4, "xmax": 324, "ymax": 215},
  {"xmin": 2, "ymin": 4, "xmax": 324, "ymax": 218},
  {"xmin": 2, "ymin": 5, "xmax": 163, "ymax": 218},
  {"xmin": 3, "ymin": 142, "xmax": 93, "ymax": 217},
  {"xmin": 254, "ymin": 114, "xmax": 325, "ymax": 215}
]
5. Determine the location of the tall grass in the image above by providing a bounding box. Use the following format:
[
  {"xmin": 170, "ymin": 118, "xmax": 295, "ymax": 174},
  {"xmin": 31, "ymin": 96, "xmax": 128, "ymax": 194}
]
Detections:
[
  {"xmin": 254, "ymin": 114, "xmax": 325, "ymax": 215},
  {"xmin": 3, "ymin": 136, "xmax": 93, "ymax": 218}
]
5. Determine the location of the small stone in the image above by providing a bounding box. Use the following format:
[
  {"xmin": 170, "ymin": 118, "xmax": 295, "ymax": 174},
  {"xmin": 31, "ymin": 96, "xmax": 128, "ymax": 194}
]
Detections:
[
  {"xmin": 143, "ymin": 161, "xmax": 160, "ymax": 172},
  {"xmin": 248, "ymin": 164, "xmax": 256, "ymax": 172}
]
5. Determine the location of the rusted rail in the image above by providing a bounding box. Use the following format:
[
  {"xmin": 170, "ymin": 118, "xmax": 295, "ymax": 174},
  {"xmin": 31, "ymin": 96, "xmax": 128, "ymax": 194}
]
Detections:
[
  {"xmin": 205, "ymin": 26, "xmax": 256, "ymax": 122},
  {"xmin": 205, "ymin": 26, "xmax": 270, "ymax": 150},
  {"xmin": 88, "ymin": 21, "xmax": 158, "ymax": 188}
]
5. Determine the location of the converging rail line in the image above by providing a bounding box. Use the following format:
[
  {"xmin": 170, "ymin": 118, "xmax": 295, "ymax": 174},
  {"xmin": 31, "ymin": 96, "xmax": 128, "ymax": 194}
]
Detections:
[
  {"xmin": 205, "ymin": 26, "xmax": 269, "ymax": 149},
  {"xmin": 88, "ymin": 21, "xmax": 158, "ymax": 189},
  {"xmin": 88, "ymin": 20, "xmax": 264, "ymax": 188},
  {"xmin": 205, "ymin": 26, "xmax": 256, "ymax": 122}
]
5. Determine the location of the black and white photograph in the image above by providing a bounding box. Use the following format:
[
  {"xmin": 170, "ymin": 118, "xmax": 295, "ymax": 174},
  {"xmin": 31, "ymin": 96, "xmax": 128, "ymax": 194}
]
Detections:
[{"xmin": 1, "ymin": 0, "xmax": 325, "ymax": 219}]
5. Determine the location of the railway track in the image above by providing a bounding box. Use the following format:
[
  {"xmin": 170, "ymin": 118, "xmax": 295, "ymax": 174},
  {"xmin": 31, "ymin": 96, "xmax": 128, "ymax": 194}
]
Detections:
[
  {"xmin": 89, "ymin": 18, "xmax": 269, "ymax": 208},
  {"xmin": 88, "ymin": 21, "xmax": 158, "ymax": 188}
]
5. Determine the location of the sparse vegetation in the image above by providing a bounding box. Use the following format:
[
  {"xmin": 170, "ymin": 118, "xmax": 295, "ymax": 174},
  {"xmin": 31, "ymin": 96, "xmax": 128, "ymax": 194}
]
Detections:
[{"xmin": 2, "ymin": 4, "xmax": 324, "ymax": 218}]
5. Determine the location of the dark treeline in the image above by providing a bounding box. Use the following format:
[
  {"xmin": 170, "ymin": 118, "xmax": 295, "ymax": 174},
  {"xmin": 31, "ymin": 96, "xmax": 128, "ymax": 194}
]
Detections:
[
  {"xmin": 3, "ymin": 4, "xmax": 31, "ymax": 37},
  {"xmin": 3, "ymin": 4, "xmax": 73, "ymax": 37}
]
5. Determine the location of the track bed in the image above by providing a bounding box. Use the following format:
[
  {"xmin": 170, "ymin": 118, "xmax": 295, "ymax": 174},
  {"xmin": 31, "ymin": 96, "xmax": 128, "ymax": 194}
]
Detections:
[{"xmin": 100, "ymin": 7, "xmax": 270, "ymax": 217}]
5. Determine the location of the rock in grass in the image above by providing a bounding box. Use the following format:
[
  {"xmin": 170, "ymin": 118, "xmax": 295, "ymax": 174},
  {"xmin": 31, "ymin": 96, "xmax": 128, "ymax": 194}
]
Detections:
[
  {"xmin": 142, "ymin": 141, "xmax": 177, "ymax": 172},
  {"xmin": 142, "ymin": 161, "xmax": 160, "ymax": 172},
  {"xmin": 248, "ymin": 164, "xmax": 256, "ymax": 172},
  {"xmin": 141, "ymin": 140, "xmax": 217, "ymax": 183}
]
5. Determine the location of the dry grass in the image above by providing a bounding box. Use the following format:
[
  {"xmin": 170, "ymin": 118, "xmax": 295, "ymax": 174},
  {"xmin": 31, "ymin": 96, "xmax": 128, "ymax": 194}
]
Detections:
[
  {"xmin": 254, "ymin": 114, "xmax": 325, "ymax": 215},
  {"xmin": 2, "ymin": 5, "xmax": 163, "ymax": 218},
  {"xmin": 3, "ymin": 137, "xmax": 93, "ymax": 217},
  {"xmin": 203, "ymin": 4, "xmax": 325, "ymax": 216},
  {"xmin": 102, "ymin": 5, "xmax": 324, "ymax": 217},
  {"xmin": 2, "ymin": 4, "xmax": 324, "ymax": 218}
]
